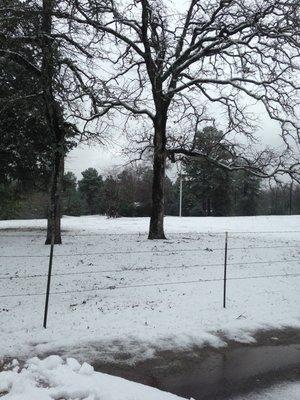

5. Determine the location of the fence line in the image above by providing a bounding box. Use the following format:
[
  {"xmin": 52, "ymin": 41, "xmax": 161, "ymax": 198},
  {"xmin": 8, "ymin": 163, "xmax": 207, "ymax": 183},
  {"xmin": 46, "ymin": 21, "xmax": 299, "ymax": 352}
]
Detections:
[
  {"xmin": 0, "ymin": 272, "xmax": 299, "ymax": 299},
  {"xmin": 0, "ymin": 244, "xmax": 299, "ymax": 258},
  {"xmin": 1, "ymin": 229, "xmax": 299, "ymax": 327},
  {"xmin": 1, "ymin": 229, "xmax": 300, "ymax": 238},
  {"xmin": 0, "ymin": 258, "xmax": 299, "ymax": 281}
]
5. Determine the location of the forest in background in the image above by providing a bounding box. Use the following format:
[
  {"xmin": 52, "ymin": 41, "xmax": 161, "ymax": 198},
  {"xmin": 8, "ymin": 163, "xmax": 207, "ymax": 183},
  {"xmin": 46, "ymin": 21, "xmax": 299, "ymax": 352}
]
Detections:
[{"xmin": 1, "ymin": 163, "xmax": 299, "ymax": 220}]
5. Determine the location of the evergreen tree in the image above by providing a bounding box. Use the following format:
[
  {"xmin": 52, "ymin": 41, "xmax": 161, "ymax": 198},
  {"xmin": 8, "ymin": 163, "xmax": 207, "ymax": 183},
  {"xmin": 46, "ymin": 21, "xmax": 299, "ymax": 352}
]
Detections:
[
  {"xmin": 182, "ymin": 127, "xmax": 232, "ymax": 216},
  {"xmin": 0, "ymin": 183, "xmax": 20, "ymax": 219},
  {"xmin": 0, "ymin": 0, "xmax": 53, "ymax": 188},
  {"xmin": 233, "ymin": 171, "xmax": 261, "ymax": 216},
  {"xmin": 102, "ymin": 175, "xmax": 120, "ymax": 217},
  {"xmin": 62, "ymin": 172, "xmax": 82, "ymax": 216},
  {"xmin": 78, "ymin": 169, "xmax": 104, "ymax": 215}
]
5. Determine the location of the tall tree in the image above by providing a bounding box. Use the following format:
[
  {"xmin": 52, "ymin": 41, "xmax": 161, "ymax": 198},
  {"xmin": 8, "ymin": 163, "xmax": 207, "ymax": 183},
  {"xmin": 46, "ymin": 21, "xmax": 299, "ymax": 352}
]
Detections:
[
  {"xmin": 62, "ymin": 172, "xmax": 82, "ymax": 216},
  {"xmin": 78, "ymin": 168, "xmax": 104, "ymax": 215},
  {"xmin": 0, "ymin": 0, "xmax": 98, "ymax": 242},
  {"xmin": 183, "ymin": 127, "xmax": 232, "ymax": 216},
  {"xmin": 233, "ymin": 171, "xmax": 261, "ymax": 215},
  {"xmin": 0, "ymin": 0, "xmax": 53, "ymax": 187},
  {"xmin": 40, "ymin": 0, "xmax": 66, "ymax": 244},
  {"xmin": 60, "ymin": 0, "xmax": 300, "ymax": 239}
]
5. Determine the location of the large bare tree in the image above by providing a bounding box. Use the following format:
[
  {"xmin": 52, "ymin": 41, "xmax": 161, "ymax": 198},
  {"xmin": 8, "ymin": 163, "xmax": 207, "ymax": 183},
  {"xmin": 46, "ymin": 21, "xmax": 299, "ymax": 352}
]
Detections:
[
  {"xmin": 55, "ymin": 0, "xmax": 300, "ymax": 239},
  {"xmin": 2, "ymin": 0, "xmax": 300, "ymax": 239}
]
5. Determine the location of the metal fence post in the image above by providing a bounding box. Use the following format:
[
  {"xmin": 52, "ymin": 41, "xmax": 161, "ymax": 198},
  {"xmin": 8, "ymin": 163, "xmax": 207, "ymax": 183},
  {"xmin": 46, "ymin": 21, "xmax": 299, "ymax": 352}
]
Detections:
[
  {"xmin": 43, "ymin": 194, "xmax": 58, "ymax": 328},
  {"xmin": 223, "ymin": 231, "xmax": 228, "ymax": 308}
]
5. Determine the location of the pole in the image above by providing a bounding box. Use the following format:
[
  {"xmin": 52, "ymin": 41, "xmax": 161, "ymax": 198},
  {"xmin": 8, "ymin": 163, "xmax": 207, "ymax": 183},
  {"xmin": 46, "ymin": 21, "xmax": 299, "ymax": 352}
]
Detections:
[
  {"xmin": 43, "ymin": 194, "xmax": 57, "ymax": 328},
  {"xmin": 179, "ymin": 175, "xmax": 183, "ymax": 217},
  {"xmin": 289, "ymin": 182, "xmax": 293, "ymax": 215},
  {"xmin": 179, "ymin": 163, "xmax": 183, "ymax": 217},
  {"xmin": 223, "ymin": 231, "xmax": 228, "ymax": 308}
]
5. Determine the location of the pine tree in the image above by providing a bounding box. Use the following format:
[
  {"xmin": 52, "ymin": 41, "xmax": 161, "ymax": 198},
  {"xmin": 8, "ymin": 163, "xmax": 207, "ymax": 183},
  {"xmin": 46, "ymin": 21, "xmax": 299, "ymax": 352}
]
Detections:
[
  {"xmin": 182, "ymin": 127, "xmax": 233, "ymax": 216},
  {"xmin": 78, "ymin": 169, "xmax": 104, "ymax": 215}
]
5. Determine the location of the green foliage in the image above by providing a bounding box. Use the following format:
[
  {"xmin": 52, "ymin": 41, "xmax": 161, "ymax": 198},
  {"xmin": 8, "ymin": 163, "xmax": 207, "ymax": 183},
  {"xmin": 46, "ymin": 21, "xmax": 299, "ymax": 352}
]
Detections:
[
  {"xmin": 166, "ymin": 126, "xmax": 264, "ymax": 217},
  {"xmin": 182, "ymin": 127, "xmax": 233, "ymax": 216},
  {"xmin": 232, "ymin": 171, "xmax": 261, "ymax": 216},
  {"xmin": 62, "ymin": 172, "xmax": 83, "ymax": 216},
  {"xmin": 0, "ymin": 183, "xmax": 20, "ymax": 219},
  {"xmin": 0, "ymin": 0, "xmax": 53, "ymax": 187},
  {"xmin": 78, "ymin": 168, "xmax": 104, "ymax": 215},
  {"xmin": 0, "ymin": 0, "xmax": 78, "ymax": 224}
]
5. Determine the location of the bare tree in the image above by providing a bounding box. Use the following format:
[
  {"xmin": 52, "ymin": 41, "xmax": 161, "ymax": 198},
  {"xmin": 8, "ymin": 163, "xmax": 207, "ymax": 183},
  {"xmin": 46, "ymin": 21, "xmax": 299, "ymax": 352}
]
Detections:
[
  {"xmin": 53, "ymin": 0, "xmax": 300, "ymax": 239},
  {"xmin": 2, "ymin": 1, "xmax": 299, "ymax": 239}
]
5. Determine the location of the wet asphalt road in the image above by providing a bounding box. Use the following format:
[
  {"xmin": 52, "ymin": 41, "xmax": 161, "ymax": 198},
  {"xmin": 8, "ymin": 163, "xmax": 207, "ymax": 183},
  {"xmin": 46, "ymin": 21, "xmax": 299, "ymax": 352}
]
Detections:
[
  {"xmin": 92, "ymin": 328, "xmax": 300, "ymax": 400},
  {"xmin": 1, "ymin": 328, "xmax": 299, "ymax": 399}
]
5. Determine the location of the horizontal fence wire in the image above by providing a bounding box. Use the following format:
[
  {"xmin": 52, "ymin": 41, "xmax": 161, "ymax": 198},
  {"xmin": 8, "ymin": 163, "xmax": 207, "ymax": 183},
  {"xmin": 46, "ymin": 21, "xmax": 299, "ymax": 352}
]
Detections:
[
  {"xmin": 0, "ymin": 272, "xmax": 299, "ymax": 299},
  {"xmin": 0, "ymin": 258, "xmax": 299, "ymax": 281},
  {"xmin": 0, "ymin": 244, "xmax": 299, "ymax": 258},
  {"xmin": 1, "ymin": 229, "xmax": 300, "ymax": 238},
  {"xmin": 1, "ymin": 229, "xmax": 299, "ymax": 307}
]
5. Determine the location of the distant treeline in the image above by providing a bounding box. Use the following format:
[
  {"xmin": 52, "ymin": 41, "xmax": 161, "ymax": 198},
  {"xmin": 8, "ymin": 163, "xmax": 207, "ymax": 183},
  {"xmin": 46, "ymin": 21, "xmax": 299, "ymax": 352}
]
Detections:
[{"xmin": 1, "ymin": 164, "xmax": 299, "ymax": 220}]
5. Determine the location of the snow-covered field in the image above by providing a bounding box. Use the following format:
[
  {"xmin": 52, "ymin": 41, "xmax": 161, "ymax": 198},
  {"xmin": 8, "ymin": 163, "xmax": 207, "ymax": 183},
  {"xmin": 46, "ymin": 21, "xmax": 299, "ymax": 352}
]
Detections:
[{"xmin": 0, "ymin": 215, "xmax": 299, "ymax": 362}]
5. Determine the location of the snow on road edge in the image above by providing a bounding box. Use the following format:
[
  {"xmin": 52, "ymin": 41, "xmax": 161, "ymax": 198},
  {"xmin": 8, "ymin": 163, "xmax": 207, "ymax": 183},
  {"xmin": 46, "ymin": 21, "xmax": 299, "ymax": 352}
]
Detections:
[{"xmin": 0, "ymin": 356, "xmax": 187, "ymax": 400}]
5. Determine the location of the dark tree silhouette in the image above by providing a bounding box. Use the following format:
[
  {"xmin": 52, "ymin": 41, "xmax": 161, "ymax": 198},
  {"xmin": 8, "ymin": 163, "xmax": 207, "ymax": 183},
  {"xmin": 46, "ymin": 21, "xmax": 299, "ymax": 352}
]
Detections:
[{"xmin": 55, "ymin": 0, "xmax": 300, "ymax": 238}]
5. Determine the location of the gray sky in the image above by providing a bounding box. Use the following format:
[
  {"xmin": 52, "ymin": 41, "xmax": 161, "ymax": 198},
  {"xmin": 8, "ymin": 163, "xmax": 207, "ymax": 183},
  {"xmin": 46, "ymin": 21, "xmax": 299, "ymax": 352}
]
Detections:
[
  {"xmin": 65, "ymin": 109, "xmax": 284, "ymax": 180},
  {"xmin": 66, "ymin": 142, "xmax": 125, "ymax": 179}
]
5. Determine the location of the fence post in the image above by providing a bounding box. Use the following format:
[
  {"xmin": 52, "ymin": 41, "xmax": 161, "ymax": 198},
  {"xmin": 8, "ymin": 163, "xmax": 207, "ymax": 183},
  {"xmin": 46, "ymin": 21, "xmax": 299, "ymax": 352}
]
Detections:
[
  {"xmin": 43, "ymin": 194, "xmax": 58, "ymax": 328},
  {"xmin": 223, "ymin": 231, "xmax": 228, "ymax": 308}
]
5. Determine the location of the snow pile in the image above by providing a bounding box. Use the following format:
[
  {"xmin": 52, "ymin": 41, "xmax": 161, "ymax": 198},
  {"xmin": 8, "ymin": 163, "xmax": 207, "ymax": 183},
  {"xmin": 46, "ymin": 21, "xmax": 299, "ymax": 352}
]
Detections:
[{"xmin": 0, "ymin": 356, "xmax": 186, "ymax": 400}]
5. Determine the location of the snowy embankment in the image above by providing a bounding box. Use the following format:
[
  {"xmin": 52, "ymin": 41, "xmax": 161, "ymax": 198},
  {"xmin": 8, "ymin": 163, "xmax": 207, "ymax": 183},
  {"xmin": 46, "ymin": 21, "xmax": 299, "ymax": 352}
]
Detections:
[
  {"xmin": 0, "ymin": 356, "xmax": 186, "ymax": 400},
  {"xmin": 1, "ymin": 355, "xmax": 299, "ymax": 400},
  {"xmin": 0, "ymin": 215, "xmax": 299, "ymax": 362}
]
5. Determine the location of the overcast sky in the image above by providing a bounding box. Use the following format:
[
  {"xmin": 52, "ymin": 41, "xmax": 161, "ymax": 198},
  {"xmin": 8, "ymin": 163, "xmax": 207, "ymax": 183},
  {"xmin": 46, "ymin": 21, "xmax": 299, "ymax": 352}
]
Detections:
[{"xmin": 65, "ymin": 108, "xmax": 284, "ymax": 180}]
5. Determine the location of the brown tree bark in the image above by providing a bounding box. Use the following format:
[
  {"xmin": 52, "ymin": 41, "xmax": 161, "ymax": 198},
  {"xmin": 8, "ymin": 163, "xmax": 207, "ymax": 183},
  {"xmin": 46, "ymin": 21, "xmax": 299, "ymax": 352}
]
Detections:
[
  {"xmin": 41, "ymin": 0, "xmax": 64, "ymax": 245},
  {"xmin": 45, "ymin": 155, "xmax": 63, "ymax": 244},
  {"xmin": 148, "ymin": 113, "xmax": 167, "ymax": 239}
]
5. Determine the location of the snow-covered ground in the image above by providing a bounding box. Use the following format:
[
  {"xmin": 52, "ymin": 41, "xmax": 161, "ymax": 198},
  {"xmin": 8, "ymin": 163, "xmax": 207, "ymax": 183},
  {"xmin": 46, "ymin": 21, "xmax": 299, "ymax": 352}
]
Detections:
[
  {"xmin": 0, "ymin": 215, "xmax": 299, "ymax": 362},
  {"xmin": 0, "ymin": 356, "xmax": 185, "ymax": 400},
  {"xmin": 1, "ymin": 214, "xmax": 300, "ymax": 234}
]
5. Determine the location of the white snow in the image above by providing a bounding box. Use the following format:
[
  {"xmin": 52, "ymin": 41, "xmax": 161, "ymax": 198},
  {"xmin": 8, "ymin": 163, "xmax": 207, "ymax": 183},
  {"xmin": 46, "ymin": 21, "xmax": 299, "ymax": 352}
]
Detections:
[
  {"xmin": 1, "ymin": 355, "xmax": 299, "ymax": 400},
  {"xmin": 1, "ymin": 214, "xmax": 300, "ymax": 235},
  {"xmin": 0, "ymin": 215, "xmax": 299, "ymax": 362},
  {"xmin": 230, "ymin": 382, "xmax": 300, "ymax": 399},
  {"xmin": 0, "ymin": 356, "xmax": 186, "ymax": 400}
]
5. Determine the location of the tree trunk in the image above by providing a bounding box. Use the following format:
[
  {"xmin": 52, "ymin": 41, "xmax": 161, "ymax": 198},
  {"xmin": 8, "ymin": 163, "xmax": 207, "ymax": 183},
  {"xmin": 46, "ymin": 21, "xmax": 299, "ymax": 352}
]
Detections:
[
  {"xmin": 41, "ymin": 0, "xmax": 65, "ymax": 245},
  {"xmin": 45, "ymin": 155, "xmax": 63, "ymax": 244},
  {"xmin": 148, "ymin": 116, "xmax": 167, "ymax": 239}
]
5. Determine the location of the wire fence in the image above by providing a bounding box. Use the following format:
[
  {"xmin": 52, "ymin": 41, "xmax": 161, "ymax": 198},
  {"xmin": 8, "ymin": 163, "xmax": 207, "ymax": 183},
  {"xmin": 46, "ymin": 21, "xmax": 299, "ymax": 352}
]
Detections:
[
  {"xmin": 0, "ymin": 273, "xmax": 299, "ymax": 299},
  {"xmin": 0, "ymin": 230, "xmax": 299, "ymax": 326},
  {"xmin": 1, "ymin": 229, "xmax": 300, "ymax": 238},
  {"xmin": 0, "ymin": 258, "xmax": 300, "ymax": 281}
]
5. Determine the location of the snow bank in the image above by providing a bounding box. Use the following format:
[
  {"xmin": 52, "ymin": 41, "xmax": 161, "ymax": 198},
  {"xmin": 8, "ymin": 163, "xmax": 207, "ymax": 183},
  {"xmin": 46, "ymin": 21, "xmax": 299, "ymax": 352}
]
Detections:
[{"xmin": 0, "ymin": 356, "xmax": 186, "ymax": 400}]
